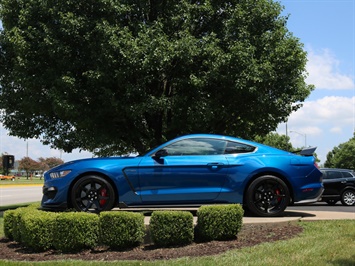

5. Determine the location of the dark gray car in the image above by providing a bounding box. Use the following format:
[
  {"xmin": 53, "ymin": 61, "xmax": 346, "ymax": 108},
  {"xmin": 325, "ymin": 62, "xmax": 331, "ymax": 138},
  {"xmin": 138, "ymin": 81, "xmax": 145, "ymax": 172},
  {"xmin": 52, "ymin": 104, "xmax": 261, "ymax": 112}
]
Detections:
[{"xmin": 320, "ymin": 168, "xmax": 355, "ymax": 206}]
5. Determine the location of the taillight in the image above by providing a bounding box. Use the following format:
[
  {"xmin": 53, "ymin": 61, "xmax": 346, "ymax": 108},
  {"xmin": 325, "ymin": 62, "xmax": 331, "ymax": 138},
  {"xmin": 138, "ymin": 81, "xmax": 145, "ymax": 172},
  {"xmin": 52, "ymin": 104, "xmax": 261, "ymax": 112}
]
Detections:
[{"xmin": 314, "ymin": 162, "xmax": 319, "ymax": 169}]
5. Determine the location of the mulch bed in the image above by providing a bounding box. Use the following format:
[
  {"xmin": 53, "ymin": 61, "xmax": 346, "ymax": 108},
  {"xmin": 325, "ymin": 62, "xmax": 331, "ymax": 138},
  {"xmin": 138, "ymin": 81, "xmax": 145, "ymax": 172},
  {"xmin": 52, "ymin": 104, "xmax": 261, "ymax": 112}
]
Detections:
[{"xmin": 0, "ymin": 223, "xmax": 303, "ymax": 261}]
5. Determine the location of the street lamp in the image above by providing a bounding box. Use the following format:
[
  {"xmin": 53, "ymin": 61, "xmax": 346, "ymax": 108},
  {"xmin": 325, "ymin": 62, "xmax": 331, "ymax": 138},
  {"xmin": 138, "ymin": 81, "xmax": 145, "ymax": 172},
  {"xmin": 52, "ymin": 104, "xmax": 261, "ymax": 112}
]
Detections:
[{"xmin": 289, "ymin": 130, "xmax": 307, "ymax": 147}]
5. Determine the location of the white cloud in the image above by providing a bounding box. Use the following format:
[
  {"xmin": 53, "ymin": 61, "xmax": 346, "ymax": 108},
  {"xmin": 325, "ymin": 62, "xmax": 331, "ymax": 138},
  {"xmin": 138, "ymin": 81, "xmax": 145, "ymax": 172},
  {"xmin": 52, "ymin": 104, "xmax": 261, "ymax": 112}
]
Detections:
[
  {"xmin": 290, "ymin": 96, "xmax": 354, "ymax": 127},
  {"xmin": 306, "ymin": 48, "xmax": 354, "ymax": 90},
  {"xmin": 330, "ymin": 127, "xmax": 342, "ymax": 134},
  {"xmin": 278, "ymin": 96, "xmax": 354, "ymax": 164}
]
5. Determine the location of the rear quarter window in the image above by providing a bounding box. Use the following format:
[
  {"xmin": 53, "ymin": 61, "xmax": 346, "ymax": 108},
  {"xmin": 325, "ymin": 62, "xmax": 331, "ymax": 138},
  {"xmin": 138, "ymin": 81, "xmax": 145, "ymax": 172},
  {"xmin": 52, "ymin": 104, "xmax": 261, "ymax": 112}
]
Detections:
[
  {"xmin": 224, "ymin": 141, "xmax": 256, "ymax": 154},
  {"xmin": 342, "ymin": 171, "xmax": 355, "ymax": 178}
]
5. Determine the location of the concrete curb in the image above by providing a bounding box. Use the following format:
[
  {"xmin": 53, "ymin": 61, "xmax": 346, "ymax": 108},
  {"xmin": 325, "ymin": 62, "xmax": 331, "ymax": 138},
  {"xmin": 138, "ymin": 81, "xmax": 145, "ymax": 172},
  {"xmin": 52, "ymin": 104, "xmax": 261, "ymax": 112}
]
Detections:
[{"xmin": 142, "ymin": 210, "xmax": 355, "ymax": 225}]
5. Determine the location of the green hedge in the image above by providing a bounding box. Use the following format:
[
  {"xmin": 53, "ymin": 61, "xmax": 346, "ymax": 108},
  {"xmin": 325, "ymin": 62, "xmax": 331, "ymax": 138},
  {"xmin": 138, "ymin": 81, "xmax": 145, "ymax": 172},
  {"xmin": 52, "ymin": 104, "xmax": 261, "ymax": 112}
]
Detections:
[
  {"xmin": 53, "ymin": 212, "xmax": 100, "ymax": 252},
  {"xmin": 3, "ymin": 204, "xmax": 244, "ymax": 251},
  {"xmin": 20, "ymin": 210, "xmax": 58, "ymax": 251},
  {"xmin": 11, "ymin": 207, "xmax": 35, "ymax": 242},
  {"xmin": 150, "ymin": 211, "xmax": 194, "ymax": 247},
  {"xmin": 196, "ymin": 204, "xmax": 244, "ymax": 241},
  {"xmin": 3, "ymin": 203, "xmax": 40, "ymax": 241},
  {"xmin": 3, "ymin": 209, "xmax": 16, "ymax": 240},
  {"xmin": 100, "ymin": 211, "xmax": 145, "ymax": 249}
]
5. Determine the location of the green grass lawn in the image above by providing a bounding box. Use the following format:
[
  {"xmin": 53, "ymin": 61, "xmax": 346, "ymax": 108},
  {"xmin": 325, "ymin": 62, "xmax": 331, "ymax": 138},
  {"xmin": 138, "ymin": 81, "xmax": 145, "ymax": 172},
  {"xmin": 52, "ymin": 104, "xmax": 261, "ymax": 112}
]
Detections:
[
  {"xmin": 0, "ymin": 177, "xmax": 43, "ymax": 186},
  {"xmin": 0, "ymin": 217, "xmax": 354, "ymax": 265}
]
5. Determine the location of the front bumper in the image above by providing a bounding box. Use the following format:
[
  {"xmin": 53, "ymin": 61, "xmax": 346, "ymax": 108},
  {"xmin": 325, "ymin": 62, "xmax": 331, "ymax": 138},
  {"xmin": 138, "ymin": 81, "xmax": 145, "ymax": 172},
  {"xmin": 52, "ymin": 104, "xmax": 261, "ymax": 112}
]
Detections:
[{"xmin": 41, "ymin": 185, "xmax": 68, "ymax": 211}]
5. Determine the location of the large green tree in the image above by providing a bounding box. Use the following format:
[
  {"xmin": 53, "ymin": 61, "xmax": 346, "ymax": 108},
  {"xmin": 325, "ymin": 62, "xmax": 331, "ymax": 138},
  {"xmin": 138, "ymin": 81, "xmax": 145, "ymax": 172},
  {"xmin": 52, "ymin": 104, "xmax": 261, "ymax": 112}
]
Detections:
[
  {"xmin": 0, "ymin": 0, "xmax": 313, "ymax": 155},
  {"xmin": 324, "ymin": 133, "xmax": 355, "ymax": 170}
]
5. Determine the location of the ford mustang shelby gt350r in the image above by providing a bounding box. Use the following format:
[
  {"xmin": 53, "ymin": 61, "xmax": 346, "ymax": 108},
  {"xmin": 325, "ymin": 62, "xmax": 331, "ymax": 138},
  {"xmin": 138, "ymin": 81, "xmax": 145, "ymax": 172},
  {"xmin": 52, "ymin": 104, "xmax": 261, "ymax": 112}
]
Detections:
[{"xmin": 41, "ymin": 134, "xmax": 323, "ymax": 217}]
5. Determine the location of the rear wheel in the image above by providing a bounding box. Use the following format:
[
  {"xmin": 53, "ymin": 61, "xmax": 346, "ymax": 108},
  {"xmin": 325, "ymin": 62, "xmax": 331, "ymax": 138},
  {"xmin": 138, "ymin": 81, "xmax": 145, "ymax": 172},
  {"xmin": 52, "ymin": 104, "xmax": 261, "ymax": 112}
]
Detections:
[
  {"xmin": 71, "ymin": 175, "xmax": 116, "ymax": 213},
  {"xmin": 340, "ymin": 190, "xmax": 355, "ymax": 206},
  {"xmin": 246, "ymin": 175, "xmax": 290, "ymax": 217}
]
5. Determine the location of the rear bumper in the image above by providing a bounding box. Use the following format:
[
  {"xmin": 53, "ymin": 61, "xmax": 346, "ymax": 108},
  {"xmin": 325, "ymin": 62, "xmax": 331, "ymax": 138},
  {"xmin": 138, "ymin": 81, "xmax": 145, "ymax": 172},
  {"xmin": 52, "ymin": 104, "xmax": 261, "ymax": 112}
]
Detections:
[{"xmin": 294, "ymin": 188, "xmax": 324, "ymax": 204}]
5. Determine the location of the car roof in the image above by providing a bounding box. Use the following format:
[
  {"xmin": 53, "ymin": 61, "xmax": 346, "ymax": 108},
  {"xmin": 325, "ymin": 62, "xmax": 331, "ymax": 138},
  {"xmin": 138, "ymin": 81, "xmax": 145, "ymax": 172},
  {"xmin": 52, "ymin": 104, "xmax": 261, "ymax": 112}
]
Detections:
[
  {"xmin": 170, "ymin": 133, "xmax": 269, "ymax": 147},
  {"xmin": 320, "ymin": 168, "xmax": 355, "ymax": 173},
  {"xmin": 149, "ymin": 133, "xmax": 290, "ymax": 155}
]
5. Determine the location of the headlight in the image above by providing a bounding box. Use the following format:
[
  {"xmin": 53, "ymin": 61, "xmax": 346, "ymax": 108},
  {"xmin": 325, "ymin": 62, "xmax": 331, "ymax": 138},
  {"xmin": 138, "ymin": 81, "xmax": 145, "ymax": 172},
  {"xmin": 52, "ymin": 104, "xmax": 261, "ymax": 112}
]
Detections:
[{"xmin": 49, "ymin": 170, "xmax": 72, "ymax": 179}]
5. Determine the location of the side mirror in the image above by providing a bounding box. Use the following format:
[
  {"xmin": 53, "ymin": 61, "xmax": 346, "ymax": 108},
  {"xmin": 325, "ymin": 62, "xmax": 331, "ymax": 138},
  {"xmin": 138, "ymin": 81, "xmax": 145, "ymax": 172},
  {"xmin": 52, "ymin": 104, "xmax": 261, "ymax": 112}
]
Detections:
[{"xmin": 154, "ymin": 149, "xmax": 168, "ymax": 158}]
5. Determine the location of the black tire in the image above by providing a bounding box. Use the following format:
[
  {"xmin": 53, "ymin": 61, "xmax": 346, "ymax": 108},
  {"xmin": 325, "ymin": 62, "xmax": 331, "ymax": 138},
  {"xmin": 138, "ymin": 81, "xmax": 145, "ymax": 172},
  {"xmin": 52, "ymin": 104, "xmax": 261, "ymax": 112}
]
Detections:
[
  {"xmin": 245, "ymin": 175, "xmax": 290, "ymax": 217},
  {"xmin": 340, "ymin": 190, "xmax": 355, "ymax": 206},
  {"xmin": 71, "ymin": 175, "xmax": 116, "ymax": 213},
  {"xmin": 325, "ymin": 199, "xmax": 338, "ymax": 206}
]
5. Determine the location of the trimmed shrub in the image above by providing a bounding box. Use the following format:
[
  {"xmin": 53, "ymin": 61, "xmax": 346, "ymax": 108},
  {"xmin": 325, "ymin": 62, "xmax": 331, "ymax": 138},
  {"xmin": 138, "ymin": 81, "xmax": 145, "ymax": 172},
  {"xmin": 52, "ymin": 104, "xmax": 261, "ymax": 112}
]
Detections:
[
  {"xmin": 27, "ymin": 202, "xmax": 41, "ymax": 209},
  {"xmin": 196, "ymin": 204, "xmax": 244, "ymax": 241},
  {"xmin": 150, "ymin": 211, "xmax": 194, "ymax": 247},
  {"xmin": 20, "ymin": 210, "xmax": 58, "ymax": 251},
  {"xmin": 53, "ymin": 212, "xmax": 100, "ymax": 252},
  {"xmin": 100, "ymin": 211, "xmax": 145, "ymax": 249},
  {"xmin": 3, "ymin": 203, "xmax": 41, "ymax": 241},
  {"xmin": 10, "ymin": 207, "xmax": 34, "ymax": 242},
  {"xmin": 3, "ymin": 209, "xmax": 16, "ymax": 240}
]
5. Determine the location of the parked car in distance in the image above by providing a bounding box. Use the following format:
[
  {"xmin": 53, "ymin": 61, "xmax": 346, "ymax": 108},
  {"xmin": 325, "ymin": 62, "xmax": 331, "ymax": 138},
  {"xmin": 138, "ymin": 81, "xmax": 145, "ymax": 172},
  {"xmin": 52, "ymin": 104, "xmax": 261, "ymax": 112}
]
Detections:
[
  {"xmin": 320, "ymin": 168, "xmax": 355, "ymax": 206},
  {"xmin": 0, "ymin": 174, "xmax": 15, "ymax": 181},
  {"xmin": 41, "ymin": 134, "xmax": 323, "ymax": 217}
]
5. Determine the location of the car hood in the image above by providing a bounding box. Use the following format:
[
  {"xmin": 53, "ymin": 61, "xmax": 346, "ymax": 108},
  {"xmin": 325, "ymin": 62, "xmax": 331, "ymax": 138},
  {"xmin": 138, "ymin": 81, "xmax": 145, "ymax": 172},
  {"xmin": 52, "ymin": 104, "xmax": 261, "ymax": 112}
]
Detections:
[{"xmin": 48, "ymin": 156, "xmax": 141, "ymax": 172}]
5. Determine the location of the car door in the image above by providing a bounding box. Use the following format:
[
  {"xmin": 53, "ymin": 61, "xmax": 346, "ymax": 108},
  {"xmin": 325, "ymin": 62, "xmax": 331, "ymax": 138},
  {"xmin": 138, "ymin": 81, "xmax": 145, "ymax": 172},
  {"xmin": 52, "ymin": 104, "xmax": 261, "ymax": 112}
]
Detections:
[
  {"xmin": 137, "ymin": 138, "xmax": 230, "ymax": 204},
  {"xmin": 342, "ymin": 171, "xmax": 355, "ymax": 187},
  {"xmin": 322, "ymin": 170, "xmax": 346, "ymax": 196}
]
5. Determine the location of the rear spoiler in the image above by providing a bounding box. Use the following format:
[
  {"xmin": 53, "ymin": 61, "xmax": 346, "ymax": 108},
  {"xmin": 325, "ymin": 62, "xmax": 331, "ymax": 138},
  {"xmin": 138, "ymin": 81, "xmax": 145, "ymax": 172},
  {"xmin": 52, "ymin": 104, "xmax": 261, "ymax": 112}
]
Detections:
[{"xmin": 292, "ymin": 147, "xmax": 317, "ymax": 156}]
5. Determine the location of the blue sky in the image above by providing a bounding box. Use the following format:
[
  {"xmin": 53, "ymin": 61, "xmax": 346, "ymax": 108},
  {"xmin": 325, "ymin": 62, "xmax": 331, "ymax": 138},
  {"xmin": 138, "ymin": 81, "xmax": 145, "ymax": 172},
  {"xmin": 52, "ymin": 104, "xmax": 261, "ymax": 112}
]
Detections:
[
  {"xmin": 276, "ymin": 0, "xmax": 354, "ymax": 164},
  {"xmin": 0, "ymin": 0, "xmax": 354, "ymax": 164}
]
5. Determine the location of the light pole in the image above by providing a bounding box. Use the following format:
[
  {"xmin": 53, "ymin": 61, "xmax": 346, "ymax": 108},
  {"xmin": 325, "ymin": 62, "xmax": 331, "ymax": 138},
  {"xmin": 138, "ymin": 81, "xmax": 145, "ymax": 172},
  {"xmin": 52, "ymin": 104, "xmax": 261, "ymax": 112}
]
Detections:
[{"xmin": 290, "ymin": 130, "xmax": 307, "ymax": 147}]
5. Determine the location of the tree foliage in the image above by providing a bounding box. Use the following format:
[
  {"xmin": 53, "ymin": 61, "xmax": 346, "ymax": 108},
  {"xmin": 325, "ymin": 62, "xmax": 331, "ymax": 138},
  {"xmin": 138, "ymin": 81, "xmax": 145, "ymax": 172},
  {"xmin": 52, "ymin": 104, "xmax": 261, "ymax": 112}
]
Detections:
[
  {"xmin": 0, "ymin": 0, "xmax": 313, "ymax": 155},
  {"xmin": 38, "ymin": 157, "xmax": 64, "ymax": 174},
  {"xmin": 12, "ymin": 156, "xmax": 63, "ymax": 179},
  {"xmin": 254, "ymin": 132, "xmax": 320, "ymax": 162},
  {"xmin": 254, "ymin": 132, "xmax": 293, "ymax": 152},
  {"xmin": 324, "ymin": 133, "xmax": 355, "ymax": 170},
  {"xmin": 18, "ymin": 157, "xmax": 39, "ymax": 179}
]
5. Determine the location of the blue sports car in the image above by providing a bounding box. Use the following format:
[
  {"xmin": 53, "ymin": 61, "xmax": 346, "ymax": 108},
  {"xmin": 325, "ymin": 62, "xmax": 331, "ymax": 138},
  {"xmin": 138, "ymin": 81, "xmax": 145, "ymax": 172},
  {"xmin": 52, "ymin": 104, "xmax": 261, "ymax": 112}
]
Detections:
[{"xmin": 41, "ymin": 134, "xmax": 323, "ymax": 217}]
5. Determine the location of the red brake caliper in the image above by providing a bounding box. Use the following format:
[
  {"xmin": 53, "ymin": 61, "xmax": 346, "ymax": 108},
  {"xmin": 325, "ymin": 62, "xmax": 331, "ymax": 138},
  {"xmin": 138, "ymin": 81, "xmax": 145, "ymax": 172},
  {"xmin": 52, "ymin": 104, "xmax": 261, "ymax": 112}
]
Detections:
[
  {"xmin": 275, "ymin": 189, "xmax": 281, "ymax": 202},
  {"xmin": 100, "ymin": 188, "xmax": 107, "ymax": 206}
]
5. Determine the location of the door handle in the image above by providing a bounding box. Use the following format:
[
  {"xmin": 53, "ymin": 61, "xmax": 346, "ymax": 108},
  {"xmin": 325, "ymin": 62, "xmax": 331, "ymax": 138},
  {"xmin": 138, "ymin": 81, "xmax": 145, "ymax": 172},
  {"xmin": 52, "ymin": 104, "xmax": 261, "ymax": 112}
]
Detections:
[{"xmin": 207, "ymin": 163, "xmax": 224, "ymax": 169}]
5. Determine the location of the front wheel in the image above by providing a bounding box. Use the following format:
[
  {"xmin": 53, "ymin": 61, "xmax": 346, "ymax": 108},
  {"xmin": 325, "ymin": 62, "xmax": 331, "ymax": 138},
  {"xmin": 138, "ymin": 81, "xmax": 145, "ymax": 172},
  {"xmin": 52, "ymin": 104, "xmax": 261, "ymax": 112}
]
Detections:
[
  {"xmin": 245, "ymin": 175, "xmax": 290, "ymax": 217},
  {"xmin": 71, "ymin": 175, "xmax": 116, "ymax": 213},
  {"xmin": 340, "ymin": 190, "xmax": 355, "ymax": 206}
]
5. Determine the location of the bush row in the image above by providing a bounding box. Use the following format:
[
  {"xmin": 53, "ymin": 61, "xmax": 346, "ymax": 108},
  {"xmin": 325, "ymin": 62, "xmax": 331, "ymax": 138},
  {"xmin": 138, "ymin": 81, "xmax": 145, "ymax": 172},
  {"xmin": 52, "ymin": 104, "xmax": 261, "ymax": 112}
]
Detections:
[{"xmin": 4, "ymin": 204, "xmax": 244, "ymax": 251}]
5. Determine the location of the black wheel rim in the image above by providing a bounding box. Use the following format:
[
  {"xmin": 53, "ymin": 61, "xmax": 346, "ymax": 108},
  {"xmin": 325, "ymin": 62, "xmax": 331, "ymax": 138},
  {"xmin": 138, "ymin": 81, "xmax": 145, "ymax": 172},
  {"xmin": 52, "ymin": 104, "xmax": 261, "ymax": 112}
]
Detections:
[
  {"xmin": 74, "ymin": 179, "xmax": 111, "ymax": 212},
  {"xmin": 252, "ymin": 180, "xmax": 287, "ymax": 214}
]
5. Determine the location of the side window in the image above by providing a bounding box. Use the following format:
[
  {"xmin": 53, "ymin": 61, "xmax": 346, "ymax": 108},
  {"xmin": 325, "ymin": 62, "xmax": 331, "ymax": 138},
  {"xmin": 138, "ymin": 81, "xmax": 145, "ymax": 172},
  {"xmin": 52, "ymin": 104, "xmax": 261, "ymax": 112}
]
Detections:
[
  {"xmin": 224, "ymin": 141, "xmax": 256, "ymax": 154},
  {"xmin": 342, "ymin": 171, "xmax": 354, "ymax": 178},
  {"xmin": 327, "ymin": 171, "xmax": 343, "ymax": 179},
  {"xmin": 164, "ymin": 138, "xmax": 227, "ymax": 156}
]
